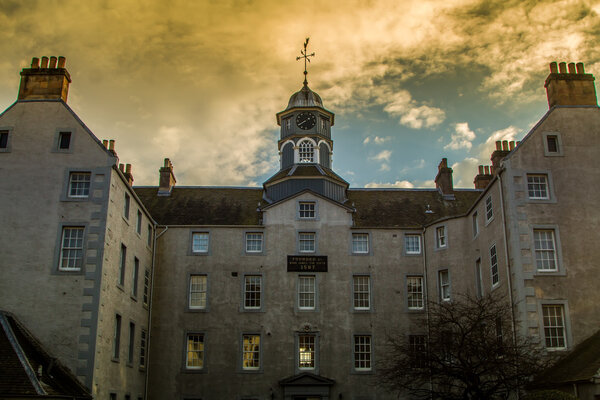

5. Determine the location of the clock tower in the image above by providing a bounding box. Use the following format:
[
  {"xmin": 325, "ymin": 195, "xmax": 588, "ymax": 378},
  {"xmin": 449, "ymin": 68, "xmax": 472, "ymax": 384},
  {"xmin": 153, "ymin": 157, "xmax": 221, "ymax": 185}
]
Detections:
[{"xmin": 263, "ymin": 39, "xmax": 348, "ymax": 204}]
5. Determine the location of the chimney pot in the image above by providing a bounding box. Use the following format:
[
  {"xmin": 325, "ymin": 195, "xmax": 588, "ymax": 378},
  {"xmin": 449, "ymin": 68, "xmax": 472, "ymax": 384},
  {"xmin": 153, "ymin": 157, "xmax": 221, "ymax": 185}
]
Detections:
[
  {"xmin": 31, "ymin": 58, "xmax": 40, "ymax": 68},
  {"xmin": 164, "ymin": 158, "xmax": 170, "ymax": 167},
  {"xmin": 484, "ymin": 165, "xmax": 490, "ymax": 175},
  {"xmin": 496, "ymin": 141, "xmax": 502, "ymax": 150},
  {"xmin": 502, "ymin": 140, "xmax": 509, "ymax": 151},
  {"xmin": 57, "ymin": 56, "xmax": 66, "ymax": 68},
  {"xmin": 549, "ymin": 62, "xmax": 558, "ymax": 74},
  {"xmin": 102, "ymin": 139, "xmax": 108, "ymax": 148},
  {"xmin": 41, "ymin": 57, "xmax": 49, "ymax": 68},
  {"xmin": 119, "ymin": 163, "xmax": 125, "ymax": 172},
  {"xmin": 49, "ymin": 56, "xmax": 57, "ymax": 68},
  {"xmin": 478, "ymin": 165, "xmax": 484, "ymax": 174},
  {"xmin": 109, "ymin": 140, "xmax": 115, "ymax": 151},
  {"xmin": 568, "ymin": 62, "xmax": 576, "ymax": 74},
  {"xmin": 125, "ymin": 164, "xmax": 132, "ymax": 174},
  {"xmin": 558, "ymin": 62, "xmax": 567, "ymax": 73},
  {"xmin": 509, "ymin": 141, "xmax": 515, "ymax": 150},
  {"xmin": 576, "ymin": 62, "xmax": 585, "ymax": 74}
]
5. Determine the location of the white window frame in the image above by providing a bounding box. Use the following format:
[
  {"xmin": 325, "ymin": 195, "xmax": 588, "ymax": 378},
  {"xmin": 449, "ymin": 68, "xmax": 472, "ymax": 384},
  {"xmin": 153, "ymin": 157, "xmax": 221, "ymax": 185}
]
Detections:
[
  {"xmin": 353, "ymin": 275, "xmax": 371, "ymax": 310},
  {"xmin": 245, "ymin": 232, "xmax": 263, "ymax": 253},
  {"xmin": 191, "ymin": 232, "xmax": 210, "ymax": 254},
  {"xmin": 541, "ymin": 304, "xmax": 567, "ymax": 350},
  {"xmin": 139, "ymin": 329, "xmax": 147, "ymax": 369},
  {"xmin": 189, "ymin": 274, "xmax": 208, "ymax": 310},
  {"xmin": 243, "ymin": 275, "xmax": 262, "ymax": 310},
  {"xmin": 485, "ymin": 195, "xmax": 493, "ymax": 223},
  {"xmin": 298, "ymin": 334, "xmax": 316, "ymax": 370},
  {"xmin": 353, "ymin": 335, "xmax": 372, "ymax": 371},
  {"xmin": 439, "ymin": 269, "xmax": 450, "ymax": 301},
  {"xmin": 298, "ymin": 140, "xmax": 314, "ymax": 163},
  {"xmin": 298, "ymin": 201, "xmax": 316, "ymax": 219},
  {"xmin": 298, "ymin": 232, "xmax": 316, "ymax": 253},
  {"xmin": 352, "ymin": 233, "xmax": 369, "ymax": 254},
  {"xmin": 298, "ymin": 275, "xmax": 316, "ymax": 310},
  {"xmin": 59, "ymin": 226, "xmax": 85, "ymax": 271},
  {"xmin": 490, "ymin": 244, "xmax": 499, "ymax": 287},
  {"xmin": 406, "ymin": 276, "xmax": 424, "ymax": 310},
  {"xmin": 436, "ymin": 226, "xmax": 447, "ymax": 249},
  {"xmin": 242, "ymin": 334, "xmax": 261, "ymax": 371},
  {"xmin": 405, "ymin": 234, "xmax": 421, "ymax": 255},
  {"xmin": 186, "ymin": 333, "xmax": 205, "ymax": 369},
  {"xmin": 143, "ymin": 268, "xmax": 150, "ymax": 306},
  {"xmin": 533, "ymin": 229, "xmax": 558, "ymax": 272},
  {"xmin": 68, "ymin": 172, "xmax": 91, "ymax": 198},
  {"xmin": 527, "ymin": 174, "xmax": 549, "ymax": 200}
]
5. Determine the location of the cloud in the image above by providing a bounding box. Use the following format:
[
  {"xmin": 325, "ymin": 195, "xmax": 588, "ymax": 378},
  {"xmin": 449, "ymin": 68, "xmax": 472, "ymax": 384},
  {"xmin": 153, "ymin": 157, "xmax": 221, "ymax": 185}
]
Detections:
[
  {"xmin": 445, "ymin": 122, "xmax": 476, "ymax": 150},
  {"xmin": 451, "ymin": 157, "xmax": 481, "ymax": 188},
  {"xmin": 383, "ymin": 90, "xmax": 446, "ymax": 129},
  {"xmin": 379, "ymin": 163, "xmax": 391, "ymax": 172},
  {"xmin": 365, "ymin": 180, "xmax": 415, "ymax": 189},
  {"xmin": 371, "ymin": 150, "xmax": 392, "ymax": 162},
  {"xmin": 363, "ymin": 135, "xmax": 391, "ymax": 145}
]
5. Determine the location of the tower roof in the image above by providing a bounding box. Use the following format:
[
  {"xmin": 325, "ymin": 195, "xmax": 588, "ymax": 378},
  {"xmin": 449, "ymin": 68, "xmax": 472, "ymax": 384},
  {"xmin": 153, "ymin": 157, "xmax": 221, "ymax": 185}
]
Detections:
[{"xmin": 285, "ymin": 83, "xmax": 324, "ymax": 110}]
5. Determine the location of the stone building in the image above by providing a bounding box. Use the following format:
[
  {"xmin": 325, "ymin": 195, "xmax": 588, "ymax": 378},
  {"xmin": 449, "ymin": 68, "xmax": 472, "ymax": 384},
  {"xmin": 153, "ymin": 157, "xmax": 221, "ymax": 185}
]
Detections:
[{"xmin": 0, "ymin": 57, "xmax": 598, "ymax": 399}]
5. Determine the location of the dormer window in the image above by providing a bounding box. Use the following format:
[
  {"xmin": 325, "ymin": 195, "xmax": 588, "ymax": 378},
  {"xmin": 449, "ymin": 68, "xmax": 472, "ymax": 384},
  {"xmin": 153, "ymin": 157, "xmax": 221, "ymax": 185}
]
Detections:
[{"xmin": 298, "ymin": 140, "xmax": 314, "ymax": 163}]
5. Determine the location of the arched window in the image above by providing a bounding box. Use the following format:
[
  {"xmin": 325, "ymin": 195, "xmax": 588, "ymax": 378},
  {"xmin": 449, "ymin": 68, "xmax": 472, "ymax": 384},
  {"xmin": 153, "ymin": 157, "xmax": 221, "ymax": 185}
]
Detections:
[{"xmin": 298, "ymin": 140, "xmax": 314, "ymax": 163}]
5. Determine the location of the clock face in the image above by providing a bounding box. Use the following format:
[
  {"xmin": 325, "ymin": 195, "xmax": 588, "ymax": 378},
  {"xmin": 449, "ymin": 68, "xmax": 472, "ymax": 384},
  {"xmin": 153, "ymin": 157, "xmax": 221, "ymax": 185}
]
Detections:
[{"xmin": 296, "ymin": 112, "xmax": 317, "ymax": 130}]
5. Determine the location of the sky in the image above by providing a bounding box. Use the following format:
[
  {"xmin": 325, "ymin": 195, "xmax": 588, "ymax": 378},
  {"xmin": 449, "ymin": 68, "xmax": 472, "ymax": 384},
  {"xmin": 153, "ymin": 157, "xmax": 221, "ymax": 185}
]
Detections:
[{"xmin": 0, "ymin": 0, "xmax": 598, "ymax": 188}]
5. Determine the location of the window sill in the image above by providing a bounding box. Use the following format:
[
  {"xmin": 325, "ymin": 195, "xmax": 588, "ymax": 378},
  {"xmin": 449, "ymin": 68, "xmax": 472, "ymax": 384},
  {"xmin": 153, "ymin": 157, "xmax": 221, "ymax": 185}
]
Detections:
[
  {"xmin": 116, "ymin": 284, "xmax": 125, "ymax": 293},
  {"xmin": 130, "ymin": 295, "xmax": 138, "ymax": 302},
  {"xmin": 181, "ymin": 367, "xmax": 207, "ymax": 374},
  {"xmin": 111, "ymin": 358, "xmax": 120, "ymax": 363}
]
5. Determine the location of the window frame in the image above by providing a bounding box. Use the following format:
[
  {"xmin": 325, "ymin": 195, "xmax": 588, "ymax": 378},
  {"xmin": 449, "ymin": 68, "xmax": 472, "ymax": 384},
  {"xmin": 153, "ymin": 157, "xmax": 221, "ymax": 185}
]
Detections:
[
  {"xmin": 532, "ymin": 226, "xmax": 564, "ymax": 275},
  {"xmin": 438, "ymin": 269, "xmax": 451, "ymax": 302},
  {"xmin": 472, "ymin": 211, "xmax": 479, "ymax": 238},
  {"xmin": 131, "ymin": 257, "xmax": 139, "ymax": 299},
  {"xmin": 118, "ymin": 244, "xmax": 127, "ymax": 287},
  {"xmin": 435, "ymin": 225, "xmax": 447, "ymax": 249},
  {"xmin": 542, "ymin": 132, "xmax": 564, "ymax": 157},
  {"xmin": 112, "ymin": 314, "xmax": 122, "ymax": 362},
  {"xmin": 490, "ymin": 244, "xmax": 499, "ymax": 287},
  {"xmin": 143, "ymin": 268, "xmax": 150, "ymax": 307},
  {"xmin": 352, "ymin": 275, "xmax": 372, "ymax": 312},
  {"xmin": 539, "ymin": 301, "xmax": 571, "ymax": 351},
  {"xmin": 241, "ymin": 274, "xmax": 264, "ymax": 312},
  {"xmin": 127, "ymin": 321, "xmax": 135, "ymax": 366},
  {"xmin": 184, "ymin": 332, "xmax": 206, "ymax": 371},
  {"xmin": 244, "ymin": 231, "xmax": 264, "ymax": 254},
  {"xmin": 53, "ymin": 128, "xmax": 74, "ymax": 153},
  {"xmin": 297, "ymin": 231, "xmax": 317, "ymax": 254},
  {"xmin": 297, "ymin": 274, "xmax": 317, "ymax": 311},
  {"xmin": 67, "ymin": 171, "xmax": 91, "ymax": 199},
  {"xmin": 298, "ymin": 139, "xmax": 315, "ymax": 163},
  {"xmin": 525, "ymin": 173, "xmax": 556, "ymax": 203},
  {"xmin": 0, "ymin": 127, "xmax": 12, "ymax": 152},
  {"xmin": 295, "ymin": 332, "xmax": 319, "ymax": 374},
  {"xmin": 188, "ymin": 274, "xmax": 208, "ymax": 311},
  {"xmin": 190, "ymin": 231, "xmax": 210, "ymax": 255},
  {"xmin": 406, "ymin": 275, "xmax": 425, "ymax": 311},
  {"xmin": 485, "ymin": 195, "xmax": 494, "ymax": 224},
  {"xmin": 58, "ymin": 226, "xmax": 86, "ymax": 272},
  {"xmin": 139, "ymin": 328, "xmax": 147, "ymax": 369},
  {"xmin": 136, "ymin": 210, "xmax": 142, "ymax": 235},
  {"xmin": 351, "ymin": 232, "xmax": 370, "ymax": 255},
  {"xmin": 297, "ymin": 200, "xmax": 317, "ymax": 220},
  {"xmin": 240, "ymin": 333, "xmax": 262, "ymax": 373},
  {"xmin": 353, "ymin": 334, "xmax": 373, "ymax": 373},
  {"xmin": 404, "ymin": 233, "xmax": 422, "ymax": 255}
]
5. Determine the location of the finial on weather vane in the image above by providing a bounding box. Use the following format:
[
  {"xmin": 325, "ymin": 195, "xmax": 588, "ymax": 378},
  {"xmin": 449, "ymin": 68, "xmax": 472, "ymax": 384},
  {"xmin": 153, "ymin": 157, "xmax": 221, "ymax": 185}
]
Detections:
[{"xmin": 296, "ymin": 37, "xmax": 315, "ymax": 86}]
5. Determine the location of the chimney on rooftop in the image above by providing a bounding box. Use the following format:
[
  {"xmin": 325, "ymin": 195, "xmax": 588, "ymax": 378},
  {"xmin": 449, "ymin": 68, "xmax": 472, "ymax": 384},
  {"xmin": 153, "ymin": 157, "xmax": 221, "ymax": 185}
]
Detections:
[
  {"xmin": 545, "ymin": 61, "xmax": 597, "ymax": 108},
  {"xmin": 18, "ymin": 56, "xmax": 71, "ymax": 102},
  {"xmin": 124, "ymin": 164, "xmax": 134, "ymax": 186},
  {"xmin": 158, "ymin": 158, "xmax": 177, "ymax": 196},
  {"xmin": 435, "ymin": 158, "xmax": 454, "ymax": 198},
  {"xmin": 473, "ymin": 165, "xmax": 494, "ymax": 189}
]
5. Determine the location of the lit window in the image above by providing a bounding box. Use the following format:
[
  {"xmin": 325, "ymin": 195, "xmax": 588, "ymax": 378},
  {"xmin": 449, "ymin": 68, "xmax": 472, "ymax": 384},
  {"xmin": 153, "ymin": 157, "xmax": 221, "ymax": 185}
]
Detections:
[
  {"xmin": 542, "ymin": 305, "xmax": 566, "ymax": 350},
  {"xmin": 409, "ymin": 335, "xmax": 427, "ymax": 368},
  {"xmin": 354, "ymin": 335, "xmax": 372, "ymax": 371},
  {"xmin": 68, "ymin": 172, "xmax": 90, "ymax": 198},
  {"xmin": 143, "ymin": 268, "xmax": 150, "ymax": 306},
  {"xmin": 58, "ymin": 131, "xmax": 71, "ymax": 149},
  {"xmin": 189, "ymin": 275, "xmax": 207, "ymax": 309},
  {"xmin": 439, "ymin": 270, "xmax": 450, "ymax": 301},
  {"xmin": 124, "ymin": 193, "xmax": 130, "ymax": 219},
  {"xmin": 113, "ymin": 314, "xmax": 121, "ymax": 360},
  {"xmin": 59, "ymin": 227, "xmax": 84, "ymax": 271},
  {"xmin": 0, "ymin": 130, "xmax": 8, "ymax": 149},
  {"xmin": 299, "ymin": 202, "xmax": 316, "ymax": 218},
  {"xmin": 244, "ymin": 275, "xmax": 262, "ymax": 309},
  {"xmin": 298, "ymin": 276, "xmax": 316, "ymax": 310},
  {"xmin": 242, "ymin": 334, "xmax": 261, "ymax": 370},
  {"xmin": 546, "ymin": 135, "xmax": 559, "ymax": 153},
  {"xmin": 118, "ymin": 244, "xmax": 126, "ymax": 286},
  {"xmin": 299, "ymin": 232, "xmax": 316, "ymax": 253},
  {"xmin": 298, "ymin": 140, "xmax": 314, "ymax": 163},
  {"xmin": 407, "ymin": 276, "xmax": 424, "ymax": 310},
  {"xmin": 192, "ymin": 232, "xmax": 209, "ymax": 253},
  {"xmin": 405, "ymin": 234, "xmax": 421, "ymax": 254},
  {"xmin": 472, "ymin": 212, "xmax": 479, "ymax": 237},
  {"xmin": 139, "ymin": 329, "xmax": 147, "ymax": 368},
  {"xmin": 186, "ymin": 334, "xmax": 205, "ymax": 369},
  {"xmin": 298, "ymin": 335, "xmax": 315, "ymax": 369},
  {"xmin": 490, "ymin": 245, "xmax": 499, "ymax": 286},
  {"xmin": 353, "ymin": 275, "xmax": 370, "ymax": 310},
  {"xmin": 436, "ymin": 226, "xmax": 446, "ymax": 248},
  {"xmin": 527, "ymin": 174, "xmax": 549, "ymax": 200},
  {"xmin": 352, "ymin": 233, "xmax": 369, "ymax": 254},
  {"xmin": 485, "ymin": 196, "xmax": 493, "ymax": 222},
  {"xmin": 245, "ymin": 232, "xmax": 263, "ymax": 253},
  {"xmin": 534, "ymin": 229, "xmax": 558, "ymax": 271}
]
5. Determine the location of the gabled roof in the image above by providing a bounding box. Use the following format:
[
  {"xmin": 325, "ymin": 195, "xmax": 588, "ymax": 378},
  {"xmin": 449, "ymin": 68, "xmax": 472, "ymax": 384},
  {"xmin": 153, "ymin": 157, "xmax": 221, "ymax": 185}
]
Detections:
[
  {"xmin": 263, "ymin": 164, "xmax": 349, "ymax": 187},
  {"xmin": 347, "ymin": 188, "xmax": 482, "ymax": 228},
  {"xmin": 0, "ymin": 311, "xmax": 91, "ymax": 398},
  {"xmin": 532, "ymin": 330, "xmax": 600, "ymax": 387},
  {"xmin": 279, "ymin": 372, "xmax": 335, "ymax": 386},
  {"xmin": 134, "ymin": 186, "xmax": 264, "ymax": 226}
]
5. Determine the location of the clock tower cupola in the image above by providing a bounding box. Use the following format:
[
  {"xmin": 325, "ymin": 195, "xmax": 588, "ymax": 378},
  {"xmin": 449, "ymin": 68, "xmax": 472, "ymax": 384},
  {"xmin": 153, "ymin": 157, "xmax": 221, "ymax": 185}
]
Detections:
[{"xmin": 264, "ymin": 39, "xmax": 348, "ymax": 204}]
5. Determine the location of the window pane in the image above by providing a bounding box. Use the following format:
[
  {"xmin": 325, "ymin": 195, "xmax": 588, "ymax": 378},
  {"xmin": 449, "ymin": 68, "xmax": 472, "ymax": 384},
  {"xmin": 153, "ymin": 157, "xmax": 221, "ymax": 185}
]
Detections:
[
  {"xmin": 68, "ymin": 172, "xmax": 91, "ymax": 198},
  {"xmin": 353, "ymin": 276, "xmax": 370, "ymax": 309},
  {"xmin": 299, "ymin": 202, "xmax": 315, "ymax": 218},
  {"xmin": 547, "ymin": 135, "xmax": 558, "ymax": 152},
  {"xmin": 189, "ymin": 275, "xmax": 207, "ymax": 309},
  {"xmin": 534, "ymin": 230, "xmax": 557, "ymax": 271},
  {"xmin": 354, "ymin": 335, "xmax": 372, "ymax": 370},
  {"xmin": 192, "ymin": 232, "xmax": 209, "ymax": 253},
  {"xmin": 298, "ymin": 276, "xmax": 315, "ymax": 309},
  {"xmin": 60, "ymin": 227, "xmax": 84, "ymax": 270},
  {"xmin": 486, "ymin": 196, "xmax": 493, "ymax": 221},
  {"xmin": 542, "ymin": 305, "xmax": 566, "ymax": 349},
  {"xmin": 59, "ymin": 132, "xmax": 71, "ymax": 149},
  {"xmin": 352, "ymin": 233, "xmax": 368, "ymax": 253},
  {"xmin": 298, "ymin": 141, "xmax": 314, "ymax": 163},
  {"xmin": 490, "ymin": 245, "xmax": 499, "ymax": 285},
  {"xmin": 244, "ymin": 276, "xmax": 261, "ymax": 309},
  {"xmin": 299, "ymin": 232, "xmax": 315, "ymax": 253},
  {"xmin": 405, "ymin": 235, "xmax": 421, "ymax": 254},
  {"xmin": 186, "ymin": 334, "xmax": 204, "ymax": 368},
  {"xmin": 436, "ymin": 227, "xmax": 446, "ymax": 247},
  {"xmin": 527, "ymin": 175, "xmax": 549, "ymax": 199},
  {"xmin": 298, "ymin": 335, "xmax": 315, "ymax": 369},
  {"xmin": 0, "ymin": 131, "xmax": 8, "ymax": 148},
  {"xmin": 409, "ymin": 335, "xmax": 427, "ymax": 368},
  {"xmin": 242, "ymin": 334, "xmax": 260, "ymax": 369},
  {"xmin": 439, "ymin": 270, "xmax": 450, "ymax": 301},
  {"xmin": 246, "ymin": 233, "xmax": 263, "ymax": 252},
  {"xmin": 407, "ymin": 276, "xmax": 424, "ymax": 309}
]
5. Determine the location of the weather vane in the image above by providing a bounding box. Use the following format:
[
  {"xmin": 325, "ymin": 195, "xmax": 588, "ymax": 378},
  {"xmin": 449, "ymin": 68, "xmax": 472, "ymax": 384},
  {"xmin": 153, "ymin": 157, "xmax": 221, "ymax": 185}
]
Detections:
[{"xmin": 296, "ymin": 37, "xmax": 315, "ymax": 86}]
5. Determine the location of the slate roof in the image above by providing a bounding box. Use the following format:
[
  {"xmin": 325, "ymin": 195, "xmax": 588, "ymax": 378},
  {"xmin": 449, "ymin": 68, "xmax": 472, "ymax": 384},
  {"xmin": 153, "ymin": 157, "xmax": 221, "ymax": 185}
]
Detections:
[
  {"xmin": 0, "ymin": 311, "xmax": 91, "ymax": 399},
  {"xmin": 263, "ymin": 164, "xmax": 349, "ymax": 186},
  {"xmin": 532, "ymin": 329, "xmax": 600, "ymax": 388},
  {"xmin": 135, "ymin": 185, "xmax": 482, "ymax": 228}
]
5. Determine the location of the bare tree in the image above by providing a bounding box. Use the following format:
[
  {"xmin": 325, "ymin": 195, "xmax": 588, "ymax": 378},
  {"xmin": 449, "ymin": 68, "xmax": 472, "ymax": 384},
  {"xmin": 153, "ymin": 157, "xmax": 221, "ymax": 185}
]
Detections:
[{"xmin": 379, "ymin": 293, "xmax": 551, "ymax": 400}]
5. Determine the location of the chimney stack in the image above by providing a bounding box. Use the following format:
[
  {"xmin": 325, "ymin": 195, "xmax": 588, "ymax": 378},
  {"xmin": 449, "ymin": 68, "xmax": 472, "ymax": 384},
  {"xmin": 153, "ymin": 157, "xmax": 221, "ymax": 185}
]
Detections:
[
  {"xmin": 435, "ymin": 158, "xmax": 454, "ymax": 199},
  {"xmin": 18, "ymin": 56, "xmax": 71, "ymax": 102},
  {"xmin": 158, "ymin": 158, "xmax": 177, "ymax": 196},
  {"xmin": 545, "ymin": 61, "xmax": 597, "ymax": 108},
  {"xmin": 474, "ymin": 165, "xmax": 494, "ymax": 189},
  {"xmin": 124, "ymin": 164, "xmax": 134, "ymax": 186},
  {"xmin": 490, "ymin": 140, "xmax": 516, "ymax": 170}
]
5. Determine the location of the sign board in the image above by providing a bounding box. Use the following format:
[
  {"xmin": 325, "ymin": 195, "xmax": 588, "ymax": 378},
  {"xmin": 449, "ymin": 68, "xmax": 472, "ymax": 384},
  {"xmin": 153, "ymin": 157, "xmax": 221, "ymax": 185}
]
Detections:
[{"xmin": 287, "ymin": 255, "xmax": 328, "ymax": 272}]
